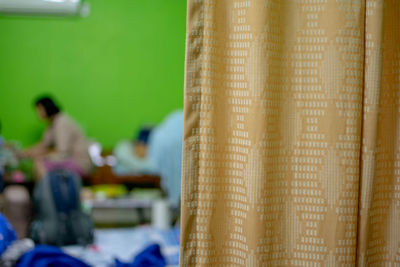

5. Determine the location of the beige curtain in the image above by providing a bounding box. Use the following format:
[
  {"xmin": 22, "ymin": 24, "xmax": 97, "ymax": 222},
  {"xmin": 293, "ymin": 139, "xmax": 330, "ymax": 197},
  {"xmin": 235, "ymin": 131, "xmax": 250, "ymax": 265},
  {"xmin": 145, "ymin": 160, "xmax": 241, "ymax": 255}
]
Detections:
[{"xmin": 180, "ymin": 0, "xmax": 399, "ymax": 266}]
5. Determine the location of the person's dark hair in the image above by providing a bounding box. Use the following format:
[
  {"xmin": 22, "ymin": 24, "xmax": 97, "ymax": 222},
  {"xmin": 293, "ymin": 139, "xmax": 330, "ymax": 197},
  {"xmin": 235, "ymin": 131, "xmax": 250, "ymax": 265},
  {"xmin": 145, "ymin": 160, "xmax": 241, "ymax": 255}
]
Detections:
[
  {"xmin": 35, "ymin": 96, "xmax": 61, "ymax": 117},
  {"xmin": 136, "ymin": 127, "xmax": 153, "ymax": 144}
]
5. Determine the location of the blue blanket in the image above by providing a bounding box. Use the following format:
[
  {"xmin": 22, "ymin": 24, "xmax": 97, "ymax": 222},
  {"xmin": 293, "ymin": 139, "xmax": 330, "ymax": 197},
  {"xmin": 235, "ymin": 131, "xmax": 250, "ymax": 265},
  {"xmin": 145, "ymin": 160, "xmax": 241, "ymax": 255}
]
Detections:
[
  {"xmin": 115, "ymin": 244, "xmax": 166, "ymax": 267},
  {"xmin": 16, "ymin": 245, "xmax": 91, "ymax": 267}
]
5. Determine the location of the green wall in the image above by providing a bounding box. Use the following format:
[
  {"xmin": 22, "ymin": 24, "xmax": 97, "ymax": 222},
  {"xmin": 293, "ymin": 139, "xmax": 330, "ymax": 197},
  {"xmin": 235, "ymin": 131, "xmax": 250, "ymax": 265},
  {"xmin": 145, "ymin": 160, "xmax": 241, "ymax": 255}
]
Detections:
[{"xmin": 0, "ymin": 0, "xmax": 186, "ymax": 148}]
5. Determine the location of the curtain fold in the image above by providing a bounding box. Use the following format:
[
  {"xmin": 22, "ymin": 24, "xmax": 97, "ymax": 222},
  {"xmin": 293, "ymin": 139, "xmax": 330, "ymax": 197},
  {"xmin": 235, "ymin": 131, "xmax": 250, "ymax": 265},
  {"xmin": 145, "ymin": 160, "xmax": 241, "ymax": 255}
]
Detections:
[{"xmin": 180, "ymin": 0, "xmax": 400, "ymax": 266}]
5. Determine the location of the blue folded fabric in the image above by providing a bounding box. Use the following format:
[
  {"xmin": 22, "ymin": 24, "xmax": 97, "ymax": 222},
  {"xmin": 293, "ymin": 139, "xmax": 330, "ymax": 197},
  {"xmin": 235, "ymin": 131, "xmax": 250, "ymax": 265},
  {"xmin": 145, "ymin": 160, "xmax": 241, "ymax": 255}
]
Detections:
[
  {"xmin": 115, "ymin": 244, "xmax": 166, "ymax": 267},
  {"xmin": 0, "ymin": 213, "xmax": 17, "ymax": 256},
  {"xmin": 16, "ymin": 245, "xmax": 91, "ymax": 267}
]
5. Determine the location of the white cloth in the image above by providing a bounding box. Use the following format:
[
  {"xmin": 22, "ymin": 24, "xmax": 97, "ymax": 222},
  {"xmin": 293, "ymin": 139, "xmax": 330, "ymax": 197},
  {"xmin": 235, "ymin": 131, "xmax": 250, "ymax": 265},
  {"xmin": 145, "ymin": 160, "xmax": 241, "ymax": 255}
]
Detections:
[{"xmin": 63, "ymin": 226, "xmax": 180, "ymax": 267}]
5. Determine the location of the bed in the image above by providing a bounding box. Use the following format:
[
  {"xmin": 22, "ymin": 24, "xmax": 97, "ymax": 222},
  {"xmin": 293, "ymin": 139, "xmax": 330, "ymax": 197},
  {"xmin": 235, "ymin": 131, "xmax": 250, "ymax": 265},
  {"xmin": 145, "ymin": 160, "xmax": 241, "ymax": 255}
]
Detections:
[{"xmin": 64, "ymin": 226, "xmax": 180, "ymax": 267}]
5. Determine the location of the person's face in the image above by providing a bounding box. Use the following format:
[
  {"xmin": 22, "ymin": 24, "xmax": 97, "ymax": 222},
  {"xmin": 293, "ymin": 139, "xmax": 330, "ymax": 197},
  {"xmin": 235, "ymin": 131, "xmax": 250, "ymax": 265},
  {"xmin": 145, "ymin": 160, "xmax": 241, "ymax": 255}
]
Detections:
[
  {"xmin": 36, "ymin": 104, "xmax": 47, "ymax": 121},
  {"xmin": 134, "ymin": 142, "xmax": 148, "ymax": 158}
]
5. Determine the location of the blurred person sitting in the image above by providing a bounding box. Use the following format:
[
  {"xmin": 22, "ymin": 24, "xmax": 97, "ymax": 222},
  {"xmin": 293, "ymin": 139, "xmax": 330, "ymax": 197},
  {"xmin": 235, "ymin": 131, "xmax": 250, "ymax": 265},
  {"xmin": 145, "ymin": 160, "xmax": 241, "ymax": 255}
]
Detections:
[
  {"xmin": 0, "ymin": 121, "xmax": 5, "ymax": 190},
  {"xmin": 0, "ymin": 121, "xmax": 22, "ymax": 187},
  {"xmin": 0, "ymin": 121, "xmax": 31, "ymax": 238},
  {"xmin": 23, "ymin": 96, "xmax": 92, "ymax": 179},
  {"xmin": 113, "ymin": 127, "xmax": 157, "ymax": 175}
]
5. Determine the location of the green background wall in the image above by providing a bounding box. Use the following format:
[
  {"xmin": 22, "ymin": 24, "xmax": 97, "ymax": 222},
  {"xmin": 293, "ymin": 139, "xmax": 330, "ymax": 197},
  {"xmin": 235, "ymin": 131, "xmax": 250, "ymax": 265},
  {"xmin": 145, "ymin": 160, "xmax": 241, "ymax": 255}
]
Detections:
[{"xmin": 0, "ymin": 0, "xmax": 186, "ymax": 148}]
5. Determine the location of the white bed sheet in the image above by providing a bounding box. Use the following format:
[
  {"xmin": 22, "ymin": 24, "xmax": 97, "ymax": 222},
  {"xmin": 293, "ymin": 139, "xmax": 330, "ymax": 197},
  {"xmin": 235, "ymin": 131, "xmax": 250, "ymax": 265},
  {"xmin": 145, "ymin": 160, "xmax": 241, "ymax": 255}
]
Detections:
[{"xmin": 64, "ymin": 226, "xmax": 180, "ymax": 267}]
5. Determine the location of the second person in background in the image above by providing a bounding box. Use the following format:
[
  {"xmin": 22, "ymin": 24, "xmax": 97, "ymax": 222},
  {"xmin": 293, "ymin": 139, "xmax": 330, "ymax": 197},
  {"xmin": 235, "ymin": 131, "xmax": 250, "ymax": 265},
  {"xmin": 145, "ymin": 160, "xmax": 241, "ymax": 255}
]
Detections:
[{"xmin": 23, "ymin": 96, "xmax": 92, "ymax": 179}]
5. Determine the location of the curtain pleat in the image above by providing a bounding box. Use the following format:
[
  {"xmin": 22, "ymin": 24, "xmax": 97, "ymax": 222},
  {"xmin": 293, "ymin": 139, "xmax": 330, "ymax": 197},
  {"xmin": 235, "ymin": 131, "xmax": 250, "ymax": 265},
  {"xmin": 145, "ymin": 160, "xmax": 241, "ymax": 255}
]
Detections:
[{"xmin": 180, "ymin": 0, "xmax": 400, "ymax": 266}]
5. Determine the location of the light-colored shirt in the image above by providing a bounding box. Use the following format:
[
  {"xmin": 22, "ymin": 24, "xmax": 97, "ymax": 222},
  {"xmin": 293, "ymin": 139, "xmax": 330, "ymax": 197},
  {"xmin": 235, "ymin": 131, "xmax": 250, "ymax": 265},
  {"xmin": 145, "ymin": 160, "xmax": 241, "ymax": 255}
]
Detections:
[
  {"xmin": 148, "ymin": 110, "xmax": 183, "ymax": 207},
  {"xmin": 42, "ymin": 113, "xmax": 91, "ymax": 174}
]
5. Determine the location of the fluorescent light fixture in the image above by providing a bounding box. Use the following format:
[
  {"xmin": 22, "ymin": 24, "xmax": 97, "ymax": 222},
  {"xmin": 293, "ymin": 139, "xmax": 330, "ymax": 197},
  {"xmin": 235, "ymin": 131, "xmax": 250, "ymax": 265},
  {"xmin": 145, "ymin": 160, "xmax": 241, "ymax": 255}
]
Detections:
[{"xmin": 0, "ymin": 0, "xmax": 90, "ymax": 17}]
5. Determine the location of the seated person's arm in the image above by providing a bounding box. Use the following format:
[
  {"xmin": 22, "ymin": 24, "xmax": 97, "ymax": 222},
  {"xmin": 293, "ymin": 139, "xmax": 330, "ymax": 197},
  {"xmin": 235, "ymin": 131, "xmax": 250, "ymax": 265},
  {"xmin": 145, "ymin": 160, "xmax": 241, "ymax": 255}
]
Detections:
[
  {"xmin": 22, "ymin": 130, "xmax": 52, "ymax": 158},
  {"xmin": 22, "ymin": 141, "xmax": 48, "ymax": 158}
]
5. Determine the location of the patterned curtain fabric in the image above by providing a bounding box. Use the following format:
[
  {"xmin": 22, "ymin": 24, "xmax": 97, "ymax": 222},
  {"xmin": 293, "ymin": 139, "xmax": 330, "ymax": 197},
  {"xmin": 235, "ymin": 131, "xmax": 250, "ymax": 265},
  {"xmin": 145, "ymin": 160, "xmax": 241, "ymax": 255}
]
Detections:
[{"xmin": 180, "ymin": 0, "xmax": 400, "ymax": 266}]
